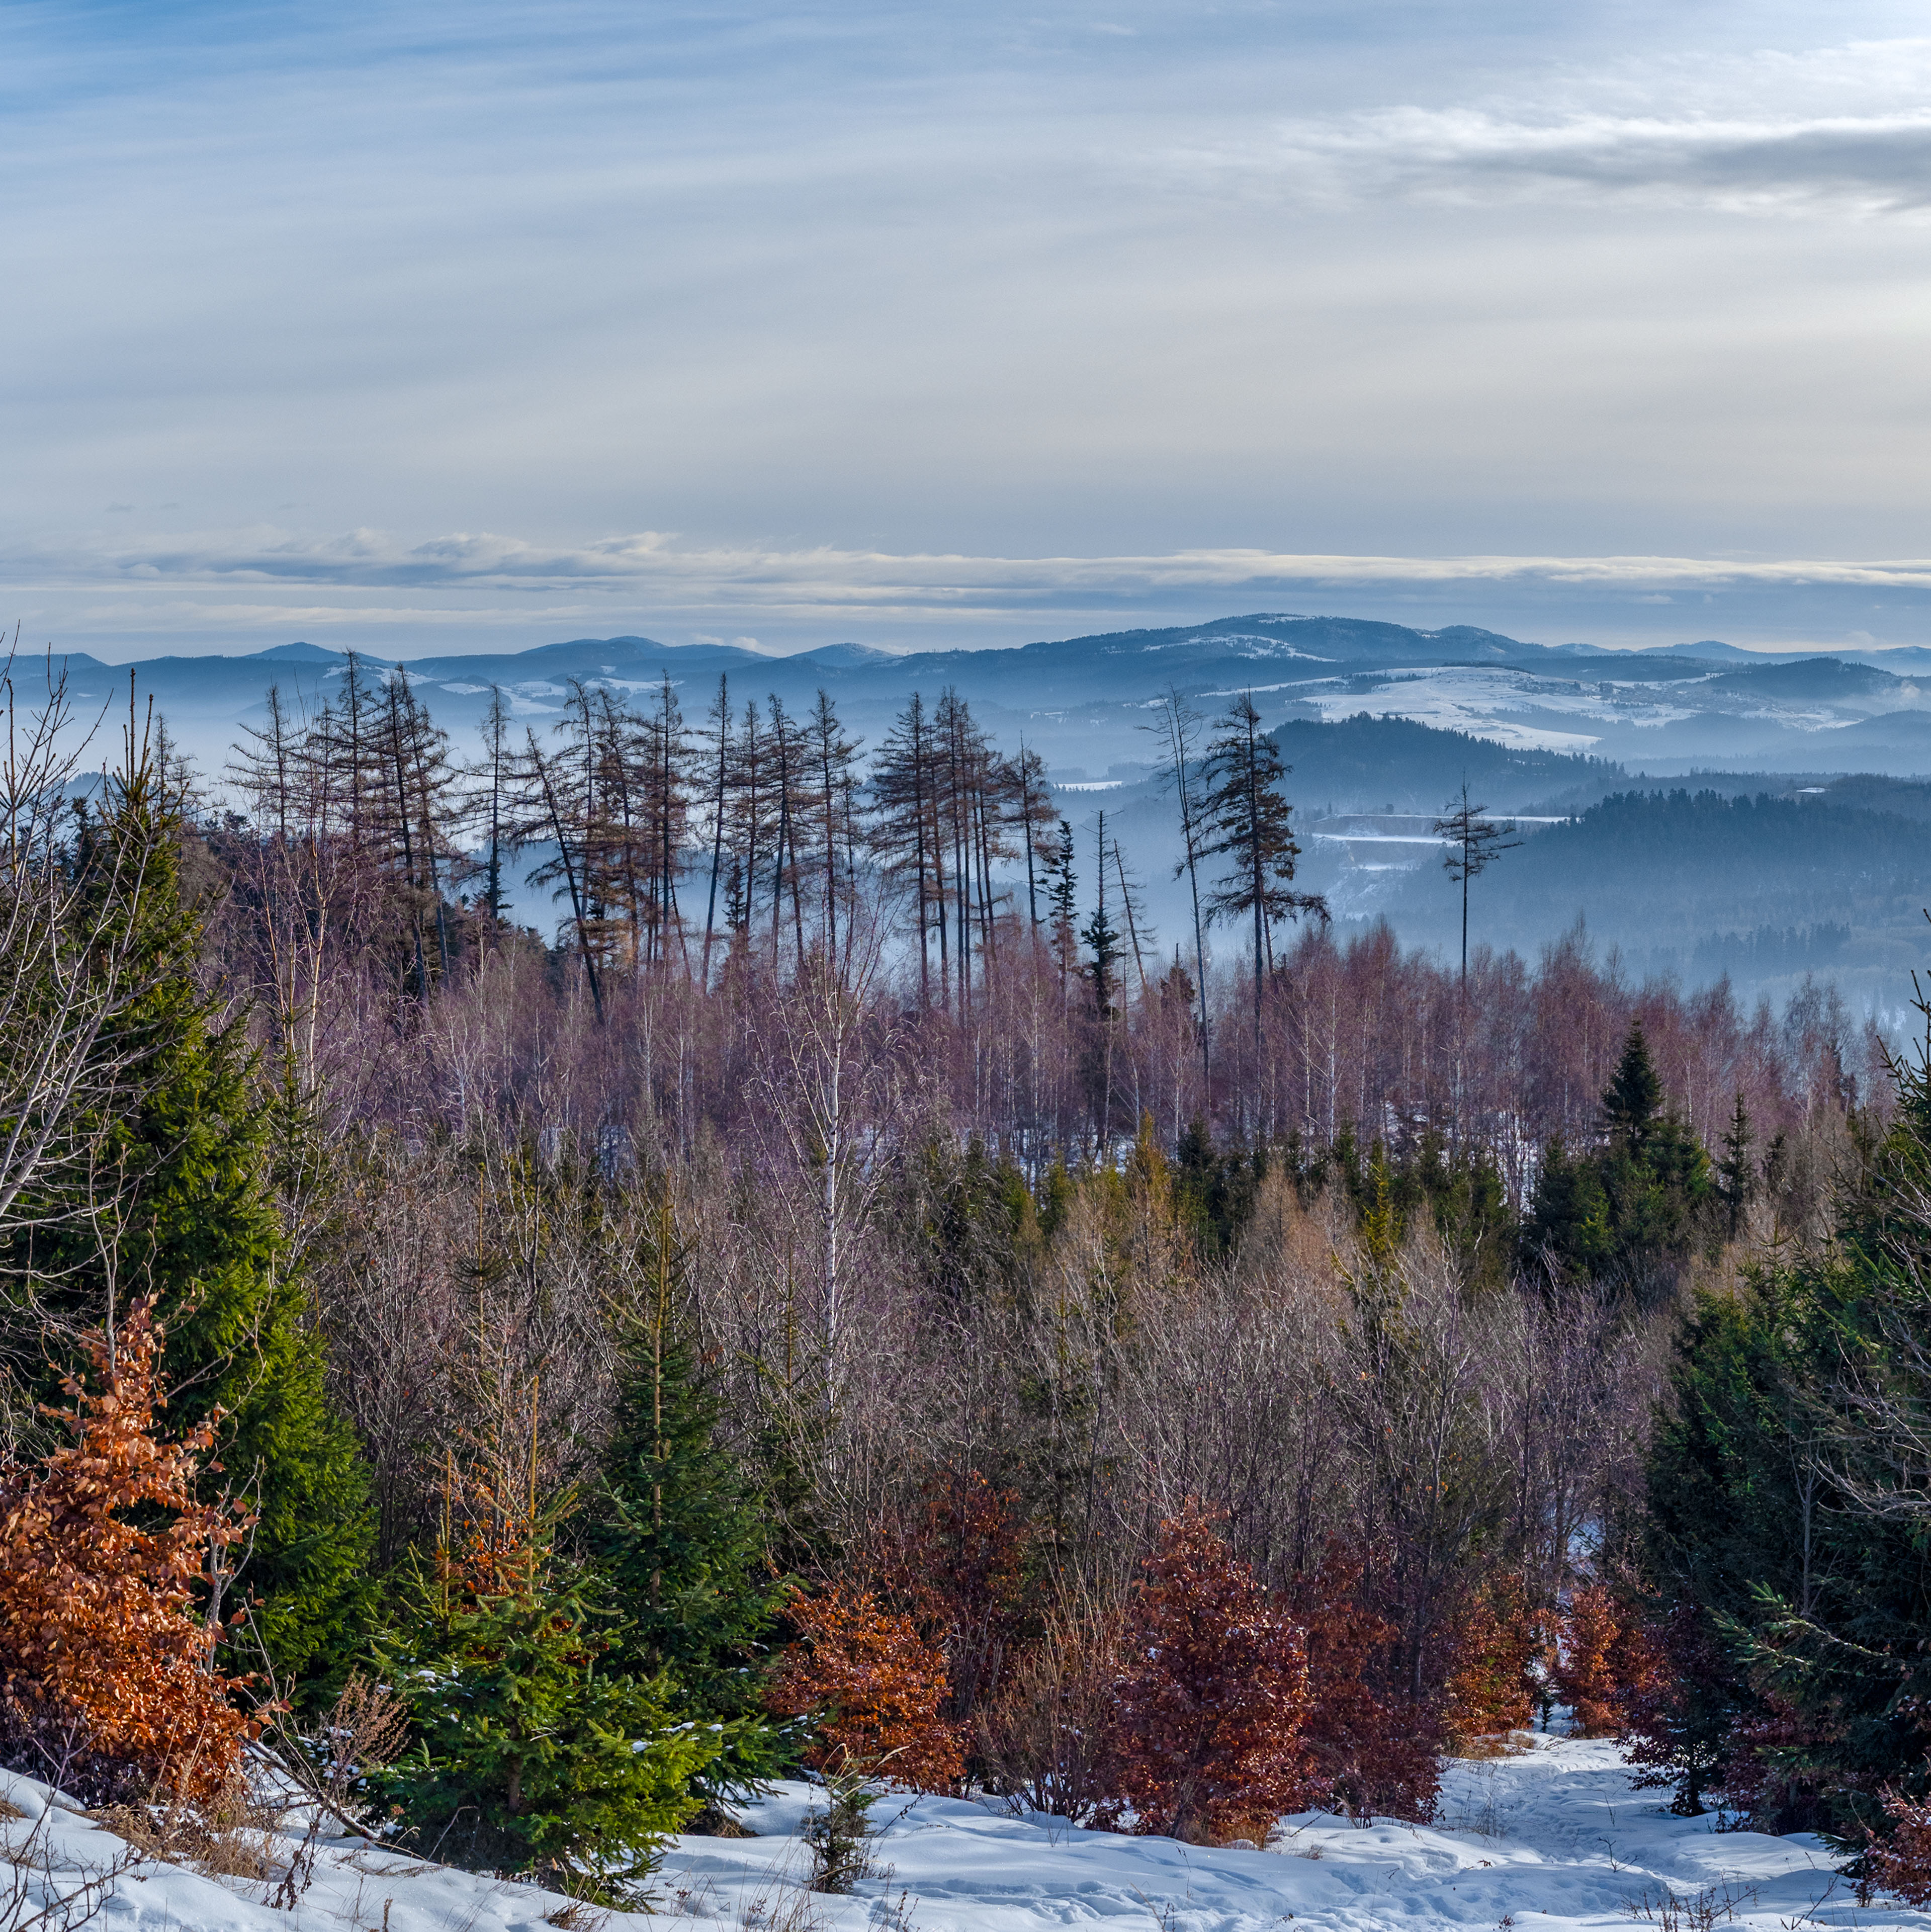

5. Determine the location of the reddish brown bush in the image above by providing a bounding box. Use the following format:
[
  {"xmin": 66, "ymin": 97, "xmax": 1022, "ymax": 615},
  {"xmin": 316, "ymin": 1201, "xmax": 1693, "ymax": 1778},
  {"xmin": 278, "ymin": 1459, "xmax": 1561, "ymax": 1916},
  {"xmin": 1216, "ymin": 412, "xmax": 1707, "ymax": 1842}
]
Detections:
[
  {"xmin": 1442, "ymin": 1574, "xmax": 1541, "ymax": 1747},
  {"xmin": 1555, "ymin": 1584, "xmax": 1628, "ymax": 1736},
  {"xmin": 1285, "ymin": 1543, "xmax": 1439, "ymax": 1820},
  {"xmin": 1619, "ymin": 1600, "xmax": 1748, "ymax": 1816},
  {"xmin": 0, "ymin": 1301, "xmax": 258, "ymax": 1804},
  {"xmin": 1694, "ymin": 1691, "xmax": 1841, "ymax": 1835},
  {"xmin": 1870, "ymin": 1789, "xmax": 1931, "ymax": 1906},
  {"xmin": 1112, "ymin": 1503, "xmax": 1309, "ymax": 1845},
  {"xmin": 764, "ymin": 1585, "xmax": 965, "ymax": 1790},
  {"xmin": 1551, "ymin": 1581, "xmax": 1666, "ymax": 1740}
]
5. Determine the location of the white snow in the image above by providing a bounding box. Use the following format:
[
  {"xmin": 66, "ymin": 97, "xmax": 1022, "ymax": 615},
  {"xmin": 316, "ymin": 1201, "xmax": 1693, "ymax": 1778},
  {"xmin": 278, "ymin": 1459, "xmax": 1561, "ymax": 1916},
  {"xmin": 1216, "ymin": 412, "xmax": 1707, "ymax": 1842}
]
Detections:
[{"xmin": 5, "ymin": 1736, "xmax": 1923, "ymax": 1931}]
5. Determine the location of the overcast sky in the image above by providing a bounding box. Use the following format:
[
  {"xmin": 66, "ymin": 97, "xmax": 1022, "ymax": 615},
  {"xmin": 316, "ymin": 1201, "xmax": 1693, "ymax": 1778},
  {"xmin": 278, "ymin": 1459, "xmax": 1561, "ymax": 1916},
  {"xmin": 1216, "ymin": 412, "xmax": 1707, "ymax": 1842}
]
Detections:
[{"xmin": 6, "ymin": 1, "xmax": 1931, "ymax": 660}]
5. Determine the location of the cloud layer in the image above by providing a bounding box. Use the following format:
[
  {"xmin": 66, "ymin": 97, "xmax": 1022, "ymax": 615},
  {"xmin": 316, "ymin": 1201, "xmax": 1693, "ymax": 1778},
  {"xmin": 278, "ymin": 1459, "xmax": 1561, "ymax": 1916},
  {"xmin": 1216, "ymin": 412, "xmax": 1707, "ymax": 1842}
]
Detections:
[
  {"xmin": 16, "ymin": 529, "xmax": 1931, "ymax": 661},
  {"xmin": 27, "ymin": 529, "xmax": 1931, "ymax": 607}
]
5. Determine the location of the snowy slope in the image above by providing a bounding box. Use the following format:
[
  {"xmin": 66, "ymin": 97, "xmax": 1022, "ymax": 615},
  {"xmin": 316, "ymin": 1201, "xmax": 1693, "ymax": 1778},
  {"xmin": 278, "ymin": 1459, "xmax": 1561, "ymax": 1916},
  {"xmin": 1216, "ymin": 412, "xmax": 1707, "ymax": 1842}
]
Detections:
[{"xmin": 5, "ymin": 1737, "xmax": 1922, "ymax": 1932}]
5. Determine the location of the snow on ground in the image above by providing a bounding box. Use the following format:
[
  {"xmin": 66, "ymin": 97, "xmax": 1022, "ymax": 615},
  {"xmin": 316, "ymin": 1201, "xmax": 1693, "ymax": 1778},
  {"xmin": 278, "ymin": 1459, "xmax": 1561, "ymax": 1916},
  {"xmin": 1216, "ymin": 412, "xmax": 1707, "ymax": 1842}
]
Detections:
[{"xmin": 5, "ymin": 1736, "xmax": 1927, "ymax": 1932}]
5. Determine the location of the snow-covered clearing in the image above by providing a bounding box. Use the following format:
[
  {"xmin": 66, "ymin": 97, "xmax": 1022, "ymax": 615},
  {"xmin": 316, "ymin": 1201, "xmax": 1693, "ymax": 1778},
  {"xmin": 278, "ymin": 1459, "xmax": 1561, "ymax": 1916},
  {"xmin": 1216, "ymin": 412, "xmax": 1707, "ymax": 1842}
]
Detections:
[{"xmin": 6, "ymin": 1737, "xmax": 1925, "ymax": 1932}]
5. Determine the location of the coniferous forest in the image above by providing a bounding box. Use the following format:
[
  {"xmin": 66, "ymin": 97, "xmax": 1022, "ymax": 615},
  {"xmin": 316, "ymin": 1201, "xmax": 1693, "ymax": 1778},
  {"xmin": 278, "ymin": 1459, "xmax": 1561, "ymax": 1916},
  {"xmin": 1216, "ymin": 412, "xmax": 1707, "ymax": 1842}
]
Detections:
[{"xmin": 10, "ymin": 654, "xmax": 1931, "ymax": 1907}]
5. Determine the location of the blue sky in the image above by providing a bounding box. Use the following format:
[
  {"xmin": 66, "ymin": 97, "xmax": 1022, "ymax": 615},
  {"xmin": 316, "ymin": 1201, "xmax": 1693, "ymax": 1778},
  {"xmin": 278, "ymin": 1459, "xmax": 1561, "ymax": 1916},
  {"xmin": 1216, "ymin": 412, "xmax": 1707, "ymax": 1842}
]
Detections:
[{"xmin": 6, "ymin": 1, "xmax": 1931, "ymax": 659}]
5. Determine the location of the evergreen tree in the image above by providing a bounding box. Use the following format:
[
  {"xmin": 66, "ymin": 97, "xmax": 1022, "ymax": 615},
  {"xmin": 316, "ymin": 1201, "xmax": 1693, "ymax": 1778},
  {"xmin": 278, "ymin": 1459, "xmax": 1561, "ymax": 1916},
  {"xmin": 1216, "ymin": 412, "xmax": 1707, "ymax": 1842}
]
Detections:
[
  {"xmin": 898, "ymin": 1136, "xmax": 1036, "ymax": 1307},
  {"xmin": 8, "ymin": 750, "xmax": 372, "ymax": 1689},
  {"xmin": 1006, "ymin": 741, "xmax": 1056, "ymax": 931},
  {"xmin": 474, "ymin": 686, "xmax": 514, "ymax": 930},
  {"xmin": 1148, "ymin": 688, "xmax": 1212, "ymax": 1085},
  {"xmin": 871, "ymin": 694, "xmax": 939, "ymax": 1005},
  {"xmin": 1041, "ymin": 817, "xmax": 1079, "ymax": 992},
  {"xmin": 1603, "ymin": 1025, "xmax": 1664, "ymax": 1148},
  {"xmin": 1717, "ymin": 1093, "xmax": 1756, "ymax": 1241},
  {"xmin": 1522, "ymin": 1025, "xmax": 1713, "ymax": 1303},
  {"xmin": 1430, "ymin": 783, "xmax": 1520, "ymax": 986},
  {"xmin": 586, "ymin": 1209, "xmax": 790, "ymax": 1795},
  {"xmin": 377, "ymin": 1522, "xmax": 715, "ymax": 1901},
  {"xmin": 1520, "ymin": 1135, "xmax": 1613, "ymax": 1279},
  {"xmin": 1639, "ymin": 1147, "xmax": 1931, "ymax": 1838},
  {"xmin": 593, "ymin": 1326, "xmax": 783, "ymax": 1704},
  {"xmin": 1080, "ymin": 813, "xmax": 1121, "ymax": 1022},
  {"xmin": 1198, "ymin": 693, "xmax": 1327, "ymax": 1050},
  {"xmin": 1173, "ymin": 1119, "xmax": 1264, "ymax": 1260}
]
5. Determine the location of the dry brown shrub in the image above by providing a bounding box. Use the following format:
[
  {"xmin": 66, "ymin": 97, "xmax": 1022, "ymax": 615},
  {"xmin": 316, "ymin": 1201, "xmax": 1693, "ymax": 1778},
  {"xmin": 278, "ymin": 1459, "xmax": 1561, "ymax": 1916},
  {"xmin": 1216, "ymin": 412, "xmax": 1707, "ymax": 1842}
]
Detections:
[
  {"xmin": 764, "ymin": 1586, "xmax": 965, "ymax": 1790},
  {"xmin": 1452, "ymin": 1729, "xmax": 1537, "ymax": 1761},
  {"xmin": 1870, "ymin": 1788, "xmax": 1931, "ymax": 1907},
  {"xmin": 95, "ymin": 1763, "xmax": 283, "ymax": 1881},
  {"xmin": 1441, "ymin": 1575, "xmax": 1541, "ymax": 1752},
  {"xmin": 974, "ymin": 1598, "xmax": 1123, "ymax": 1823},
  {"xmin": 308, "ymin": 1671, "xmax": 409, "ymax": 1822},
  {"xmin": 0, "ymin": 1300, "xmax": 261, "ymax": 1806}
]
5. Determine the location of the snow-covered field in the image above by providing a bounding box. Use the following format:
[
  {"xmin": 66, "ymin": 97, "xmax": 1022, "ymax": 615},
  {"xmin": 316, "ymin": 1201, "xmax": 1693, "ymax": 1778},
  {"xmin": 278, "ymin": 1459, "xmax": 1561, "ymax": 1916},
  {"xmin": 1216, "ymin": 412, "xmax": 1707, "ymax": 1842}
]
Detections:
[{"xmin": 6, "ymin": 1737, "xmax": 1926, "ymax": 1932}]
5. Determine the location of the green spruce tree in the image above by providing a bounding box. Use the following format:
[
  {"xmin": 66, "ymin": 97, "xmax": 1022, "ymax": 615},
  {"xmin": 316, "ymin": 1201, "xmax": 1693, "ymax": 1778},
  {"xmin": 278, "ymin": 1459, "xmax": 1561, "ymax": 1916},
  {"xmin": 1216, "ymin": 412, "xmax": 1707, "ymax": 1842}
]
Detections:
[
  {"xmin": 1198, "ymin": 692, "xmax": 1328, "ymax": 1053},
  {"xmin": 1080, "ymin": 813, "xmax": 1122, "ymax": 1023},
  {"xmin": 587, "ymin": 1202, "xmax": 791, "ymax": 1798},
  {"xmin": 1639, "ymin": 1025, "xmax": 1931, "ymax": 1842},
  {"xmin": 1602, "ymin": 1023, "xmax": 1664, "ymax": 1147},
  {"xmin": 1717, "ymin": 1093, "xmax": 1756, "ymax": 1242},
  {"xmin": 9, "ymin": 745, "xmax": 372, "ymax": 1687},
  {"xmin": 377, "ymin": 1516, "xmax": 715, "ymax": 1901},
  {"xmin": 1522, "ymin": 1025, "xmax": 1713, "ymax": 1303}
]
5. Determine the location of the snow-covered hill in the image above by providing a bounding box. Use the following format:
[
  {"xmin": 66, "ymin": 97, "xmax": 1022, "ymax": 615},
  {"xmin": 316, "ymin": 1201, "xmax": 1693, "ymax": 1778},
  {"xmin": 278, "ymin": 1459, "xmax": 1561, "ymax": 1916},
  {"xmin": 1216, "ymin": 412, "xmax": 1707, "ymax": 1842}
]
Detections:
[{"xmin": 6, "ymin": 1736, "xmax": 1920, "ymax": 1932}]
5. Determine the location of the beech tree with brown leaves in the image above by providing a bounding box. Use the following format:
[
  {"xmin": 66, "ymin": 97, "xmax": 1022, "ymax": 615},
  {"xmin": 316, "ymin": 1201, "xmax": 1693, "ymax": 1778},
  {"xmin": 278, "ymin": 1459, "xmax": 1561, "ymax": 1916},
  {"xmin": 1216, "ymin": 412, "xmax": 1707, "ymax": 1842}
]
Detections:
[
  {"xmin": 1441, "ymin": 1574, "xmax": 1541, "ymax": 1747},
  {"xmin": 1111, "ymin": 1504, "xmax": 1309, "ymax": 1845},
  {"xmin": 764, "ymin": 1586, "xmax": 965, "ymax": 1791},
  {"xmin": 1554, "ymin": 1582, "xmax": 1653, "ymax": 1738},
  {"xmin": 0, "ymin": 1300, "xmax": 258, "ymax": 1804},
  {"xmin": 876, "ymin": 1469, "xmax": 1031, "ymax": 1727},
  {"xmin": 1871, "ymin": 1791, "xmax": 1931, "ymax": 1906},
  {"xmin": 1286, "ymin": 1543, "xmax": 1440, "ymax": 1820}
]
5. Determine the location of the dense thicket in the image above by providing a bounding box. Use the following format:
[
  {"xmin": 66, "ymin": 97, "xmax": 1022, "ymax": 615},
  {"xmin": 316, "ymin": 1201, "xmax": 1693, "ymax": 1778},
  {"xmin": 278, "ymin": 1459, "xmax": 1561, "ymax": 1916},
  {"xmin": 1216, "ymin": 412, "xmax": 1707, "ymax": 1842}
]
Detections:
[
  {"xmin": 1639, "ymin": 1025, "xmax": 1931, "ymax": 1853},
  {"xmin": 0, "ymin": 656, "xmax": 1915, "ymax": 1889}
]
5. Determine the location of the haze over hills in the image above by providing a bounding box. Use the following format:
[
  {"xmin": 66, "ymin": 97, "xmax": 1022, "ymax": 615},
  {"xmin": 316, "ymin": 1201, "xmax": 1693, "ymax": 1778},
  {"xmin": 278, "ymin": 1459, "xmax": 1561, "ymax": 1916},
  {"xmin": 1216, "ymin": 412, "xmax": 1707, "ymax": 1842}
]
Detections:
[
  {"xmin": 38, "ymin": 611, "xmax": 1931, "ymax": 784},
  {"xmin": 32, "ymin": 611, "xmax": 1931, "ymax": 1013}
]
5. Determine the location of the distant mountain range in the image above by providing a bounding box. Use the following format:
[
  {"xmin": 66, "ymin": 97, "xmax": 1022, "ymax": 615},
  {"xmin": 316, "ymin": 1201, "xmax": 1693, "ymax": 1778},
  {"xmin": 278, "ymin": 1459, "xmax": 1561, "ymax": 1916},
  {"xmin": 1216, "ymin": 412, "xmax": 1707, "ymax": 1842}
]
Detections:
[
  {"xmin": 30, "ymin": 613, "xmax": 1931, "ymax": 1010},
  {"xmin": 33, "ymin": 611, "xmax": 1931, "ymax": 783}
]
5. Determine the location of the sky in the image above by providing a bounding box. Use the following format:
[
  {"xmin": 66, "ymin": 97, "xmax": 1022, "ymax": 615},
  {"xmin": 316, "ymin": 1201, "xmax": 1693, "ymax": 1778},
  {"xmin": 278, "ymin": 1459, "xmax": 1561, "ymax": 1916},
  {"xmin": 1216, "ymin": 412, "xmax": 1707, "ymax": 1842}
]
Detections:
[{"xmin": 6, "ymin": 1, "xmax": 1931, "ymax": 661}]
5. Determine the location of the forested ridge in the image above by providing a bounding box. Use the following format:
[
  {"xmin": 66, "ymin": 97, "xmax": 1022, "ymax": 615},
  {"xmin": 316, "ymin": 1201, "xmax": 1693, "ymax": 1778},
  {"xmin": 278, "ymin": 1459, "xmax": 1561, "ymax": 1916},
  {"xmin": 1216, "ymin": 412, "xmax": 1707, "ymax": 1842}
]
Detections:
[
  {"xmin": 7, "ymin": 653, "xmax": 1931, "ymax": 1908},
  {"xmin": 1355, "ymin": 783, "xmax": 1931, "ymax": 999}
]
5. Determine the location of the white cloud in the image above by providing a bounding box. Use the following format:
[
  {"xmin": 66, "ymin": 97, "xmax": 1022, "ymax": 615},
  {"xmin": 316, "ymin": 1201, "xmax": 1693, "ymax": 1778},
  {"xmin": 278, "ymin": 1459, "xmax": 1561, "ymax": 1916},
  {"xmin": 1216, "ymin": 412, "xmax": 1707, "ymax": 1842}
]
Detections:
[
  {"xmin": 24, "ymin": 529, "xmax": 1931, "ymax": 617},
  {"xmin": 1175, "ymin": 39, "xmax": 1931, "ymax": 216}
]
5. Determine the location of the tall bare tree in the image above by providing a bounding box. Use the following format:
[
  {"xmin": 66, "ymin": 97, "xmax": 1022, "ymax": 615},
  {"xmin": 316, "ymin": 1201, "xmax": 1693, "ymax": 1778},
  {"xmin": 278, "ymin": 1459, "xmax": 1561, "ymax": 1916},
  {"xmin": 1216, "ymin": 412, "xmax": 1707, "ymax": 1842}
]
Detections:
[
  {"xmin": 1432, "ymin": 783, "xmax": 1521, "ymax": 985},
  {"xmin": 1148, "ymin": 688, "xmax": 1212, "ymax": 1088}
]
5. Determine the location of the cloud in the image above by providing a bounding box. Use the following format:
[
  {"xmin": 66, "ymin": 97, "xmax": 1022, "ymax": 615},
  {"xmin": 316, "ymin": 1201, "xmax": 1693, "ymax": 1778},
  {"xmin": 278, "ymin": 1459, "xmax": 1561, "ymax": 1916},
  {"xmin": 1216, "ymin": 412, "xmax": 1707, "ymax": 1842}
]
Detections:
[
  {"xmin": 23, "ymin": 528, "xmax": 1931, "ymax": 622},
  {"xmin": 1176, "ymin": 39, "xmax": 1931, "ymax": 215}
]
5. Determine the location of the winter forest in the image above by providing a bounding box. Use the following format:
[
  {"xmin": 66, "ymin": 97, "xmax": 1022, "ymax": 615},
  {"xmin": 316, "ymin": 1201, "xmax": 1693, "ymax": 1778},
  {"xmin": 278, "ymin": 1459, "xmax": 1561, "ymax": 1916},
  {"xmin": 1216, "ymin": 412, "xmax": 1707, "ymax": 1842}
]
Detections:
[{"xmin": 9, "ymin": 648, "xmax": 1931, "ymax": 1915}]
